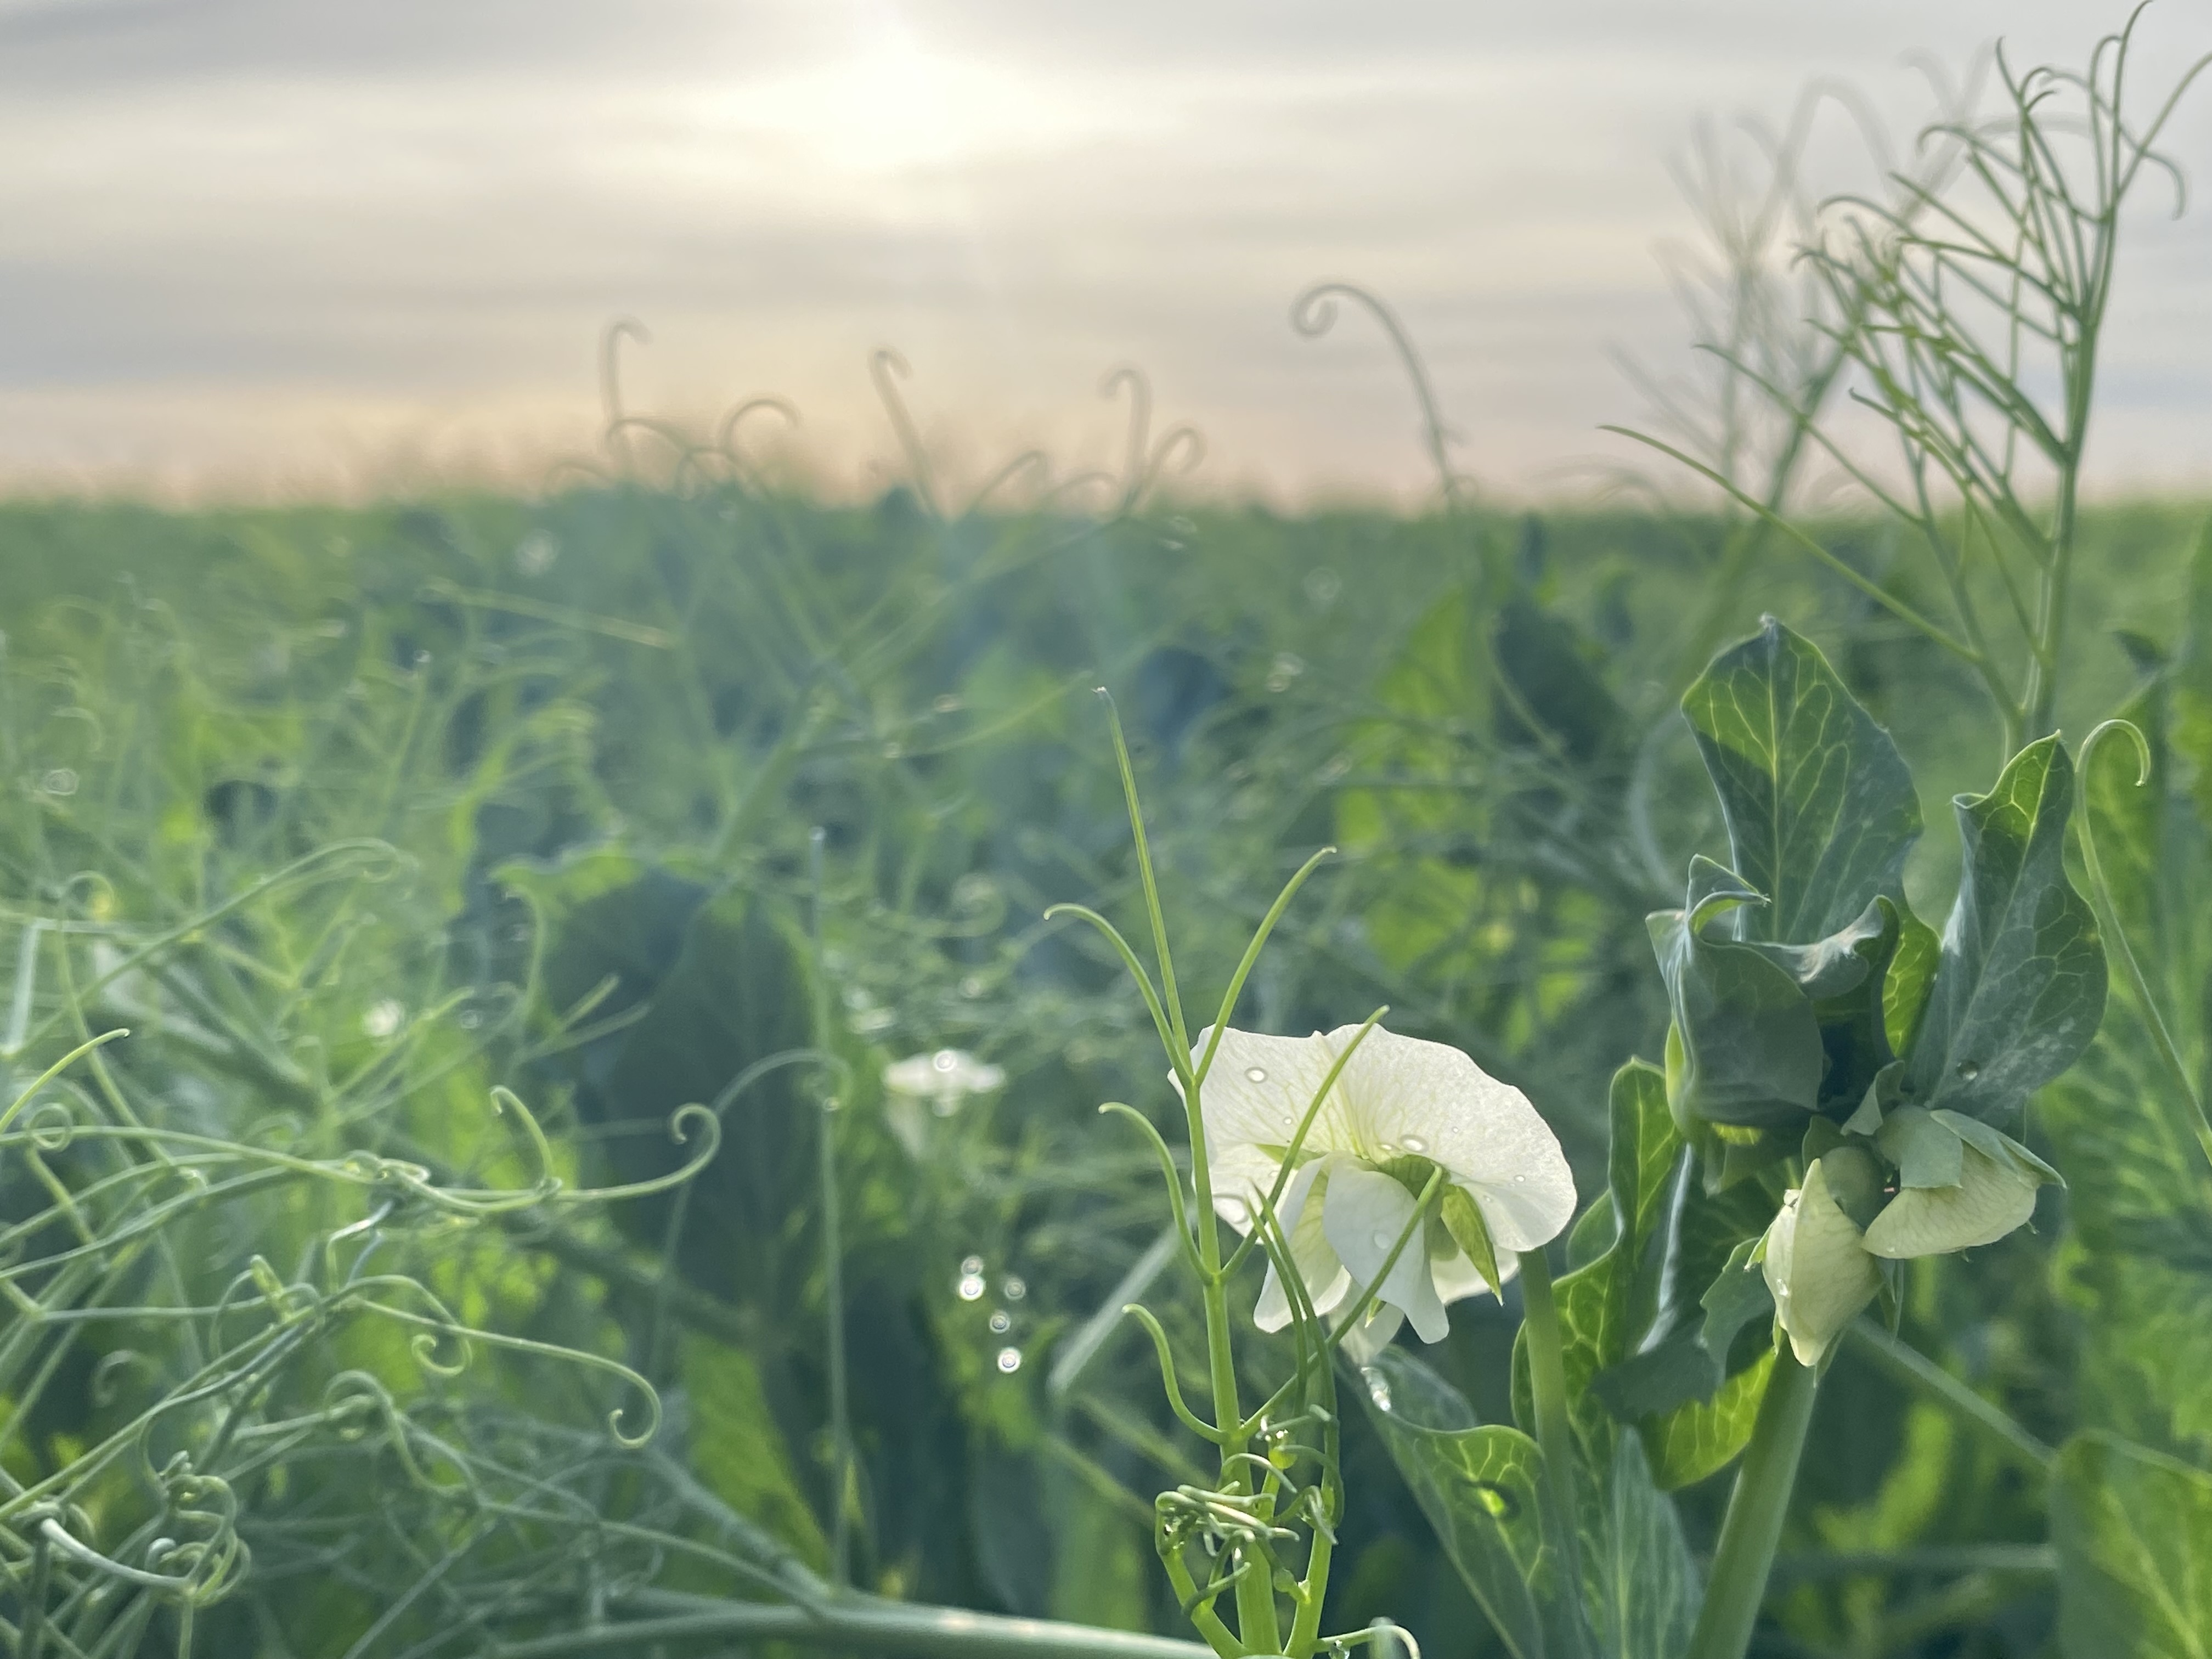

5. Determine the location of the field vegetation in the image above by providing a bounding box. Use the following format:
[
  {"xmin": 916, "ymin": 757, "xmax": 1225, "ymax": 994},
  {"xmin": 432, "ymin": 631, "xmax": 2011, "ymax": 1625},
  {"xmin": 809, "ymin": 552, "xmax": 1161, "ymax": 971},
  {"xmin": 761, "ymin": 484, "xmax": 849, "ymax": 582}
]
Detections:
[{"xmin": 4, "ymin": 11, "xmax": 2212, "ymax": 1659}]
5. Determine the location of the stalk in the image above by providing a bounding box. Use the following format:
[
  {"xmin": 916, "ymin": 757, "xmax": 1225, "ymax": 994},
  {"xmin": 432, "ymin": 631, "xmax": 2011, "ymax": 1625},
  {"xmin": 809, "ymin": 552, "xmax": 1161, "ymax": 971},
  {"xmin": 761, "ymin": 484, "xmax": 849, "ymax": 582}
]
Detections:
[
  {"xmin": 1514, "ymin": 1248, "xmax": 1589, "ymax": 1658},
  {"xmin": 1684, "ymin": 1350, "xmax": 1820, "ymax": 1659}
]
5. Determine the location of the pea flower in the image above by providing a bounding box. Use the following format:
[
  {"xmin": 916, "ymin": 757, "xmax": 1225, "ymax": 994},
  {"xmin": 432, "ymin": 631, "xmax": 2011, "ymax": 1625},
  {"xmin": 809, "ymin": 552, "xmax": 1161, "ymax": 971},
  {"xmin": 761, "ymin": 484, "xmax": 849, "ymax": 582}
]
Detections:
[
  {"xmin": 883, "ymin": 1048, "xmax": 1006, "ymax": 1155},
  {"xmin": 1178, "ymin": 1025, "xmax": 1576, "ymax": 1351},
  {"xmin": 1757, "ymin": 1155, "xmax": 1883, "ymax": 1367}
]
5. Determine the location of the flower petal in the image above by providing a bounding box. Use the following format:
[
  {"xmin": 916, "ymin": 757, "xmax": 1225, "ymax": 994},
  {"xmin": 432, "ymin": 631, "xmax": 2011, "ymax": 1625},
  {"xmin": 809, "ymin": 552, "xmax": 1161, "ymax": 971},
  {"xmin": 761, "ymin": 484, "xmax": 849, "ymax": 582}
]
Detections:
[
  {"xmin": 1252, "ymin": 1156, "xmax": 1352, "ymax": 1332},
  {"xmin": 1861, "ymin": 1126, "xmax": 2051, "ymax": 1259},
  {"xmin": 1761, "ymin": 1156, "xmax": 1881, "ymax": 1366},
  {"xmin": 1327, "ymin": 1025, "xmax": 1576, "ymax": 1252},
  {"xmin": 1321, "ymin": 1163, "xmax": 1450, "ymax": 1344},
  {"xmin": 1177, "ymin": 1027, "xmax": 1361, "ymax": 1226},
  {"xmin": 1336, "ymin": 1301, "xmax": 1406, "ymax": 1364}
]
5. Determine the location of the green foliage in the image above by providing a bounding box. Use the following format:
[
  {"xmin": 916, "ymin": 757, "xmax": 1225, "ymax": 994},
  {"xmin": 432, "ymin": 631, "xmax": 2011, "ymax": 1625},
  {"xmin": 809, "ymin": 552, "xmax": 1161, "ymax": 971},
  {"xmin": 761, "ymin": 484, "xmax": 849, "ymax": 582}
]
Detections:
[{"xmin": 2053, "ymin": 1431, "xmax": 2212, "ymax": 1658}]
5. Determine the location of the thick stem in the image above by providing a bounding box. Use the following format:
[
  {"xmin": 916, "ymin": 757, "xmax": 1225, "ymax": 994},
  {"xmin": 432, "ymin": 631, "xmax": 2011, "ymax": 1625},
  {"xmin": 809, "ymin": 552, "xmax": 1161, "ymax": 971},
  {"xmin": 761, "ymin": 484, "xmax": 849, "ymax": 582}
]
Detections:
[
  {"xmin": 1514, "ymin": 1248, "xmax": 1588, "ymax": 1658},
  {"xmin": 1684, "ymin": 1350, "xmax": 1820, "ymax": 1659}
]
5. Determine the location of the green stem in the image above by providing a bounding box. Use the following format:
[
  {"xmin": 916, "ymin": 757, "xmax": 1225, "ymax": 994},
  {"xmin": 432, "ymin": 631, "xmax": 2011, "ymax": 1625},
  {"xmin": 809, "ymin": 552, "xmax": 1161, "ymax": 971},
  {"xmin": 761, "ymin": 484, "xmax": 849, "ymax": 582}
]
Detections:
[
  {"xmin": 1514, "ymin": 1248, "xmax": 1588, "ymax": 1658},
  {"xmin": 1844, "ymin": 1319, "xmax": 2052, "ymax": 1474},
  {"xmin": 500, "ymin": 1591, "xmax": 1216, "ymax": 1659},
  {"xmin": 1684, "ymin": 1348, "xmax": 1820, "ymax": 1659}
]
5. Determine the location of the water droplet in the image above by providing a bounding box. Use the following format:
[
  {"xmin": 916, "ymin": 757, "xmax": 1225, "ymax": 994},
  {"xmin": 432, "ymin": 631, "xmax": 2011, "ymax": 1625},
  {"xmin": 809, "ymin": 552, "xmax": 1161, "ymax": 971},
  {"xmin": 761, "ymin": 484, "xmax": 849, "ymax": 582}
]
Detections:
[
  {"xmin": 1245, "ymin": 1066, "xmax": 1268, "ymax": 1084},
  {"xmin": 1002, "ymin": 1276, "xmax": 1026, "ymax": 1301},
  {"xmin": 40, "ymin": 769, "xmax": 77, "ymax": 797},
  {"xmin": 1401, "ymin": 1135, "xmax": 1427, "ymax": 1154},
  {"xmin": 959, "ymin": 974, "xmax": 986, "ymax": 998},
  {"xmin": 458, "ymin": 1009, "xmax": 482, "ymax": 1030},
  {"xmin": 363, "ymin": 1000, "xmax": 405, "ymax": 1040},
  {"xmin": 996, "ymin": 1347, "xmax": 1023, "ymax": 1374},
  {"xmin": 1370, "ymin": 1229, "xmax": 1395, "ymax": 1250},
  {"xmin": 960, "ymin": 1254, "xmax": 985, "ymax": 1276},
  {"xmin": 957, "ymin": 1273, "xmax": 986, "ymax": 1301},
  {"xmin": 932, "ymin": 1049, "xmax": 959, "ymax": 1073},
  {"xmin": 1362, "ymin": 1368, "xmax": 1393, "ymax": 1412},
  {"xmin": 1956, "ymin": 1060, "xmax": 1982, "ymax": 1082},
  {"xmin": 989, "ymin": 1310, "xmax": 1011, "ymax": 1333},
  {"xmin": 1513, "ymin": 1175, "xmax": 1527, "ymax": 1184},
  {"xmin": 1378, "ymin": 1141, "xmax": 1400, "ymax": 1158}
]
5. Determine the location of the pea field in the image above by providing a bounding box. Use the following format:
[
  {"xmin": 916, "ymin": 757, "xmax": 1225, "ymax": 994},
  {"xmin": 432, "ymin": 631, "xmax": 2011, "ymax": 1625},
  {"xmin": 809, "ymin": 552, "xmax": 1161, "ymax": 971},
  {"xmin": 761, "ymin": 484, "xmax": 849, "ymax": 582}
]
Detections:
[{"xmin": 5, "ymin": 15, "xmax": 2212, "ymax": 1659}]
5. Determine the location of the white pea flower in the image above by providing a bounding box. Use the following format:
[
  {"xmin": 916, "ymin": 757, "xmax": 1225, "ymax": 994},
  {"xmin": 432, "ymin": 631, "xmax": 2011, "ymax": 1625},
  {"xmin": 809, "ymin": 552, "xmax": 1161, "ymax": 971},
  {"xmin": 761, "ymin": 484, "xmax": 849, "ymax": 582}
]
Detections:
[
  {"xmin": 1178, "ymin": 1025, "xmax": 1576, "ymax": 1352},
  {"xmin": 1863, "ymin": 1108, "xmax": 2060, "ymax": 1260},
  {"xmin": 883, "ymin": 1048, "xmax": 1006, "ymax": 1154},
  {"xmin": 1758, "ymin": 1156, "xmax": 1882, "ymax": 1367}
]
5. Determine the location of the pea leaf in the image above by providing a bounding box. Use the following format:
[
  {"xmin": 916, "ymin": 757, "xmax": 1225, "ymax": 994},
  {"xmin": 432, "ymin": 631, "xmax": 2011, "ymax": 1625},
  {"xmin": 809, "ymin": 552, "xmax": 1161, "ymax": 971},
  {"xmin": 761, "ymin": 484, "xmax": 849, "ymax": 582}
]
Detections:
[
  {"xmin": 1901, "ymin": 735, "xmax": 2108, "ymax": 1124},
  {"xmin": 1359, "ymin": 1349, "xmax": 1561, "ymax": 1659},
  {"xmin": 1581, "ymin": 1433, "xmax": 1700, "ymax": 1659},
  {"xmin": 2053, "ymin": 1430, "xmax": 2212, "ymax": 1658},
  {"xmin": 1680, "ymin": 616, "xmax": 1921, "ymax": 946}
]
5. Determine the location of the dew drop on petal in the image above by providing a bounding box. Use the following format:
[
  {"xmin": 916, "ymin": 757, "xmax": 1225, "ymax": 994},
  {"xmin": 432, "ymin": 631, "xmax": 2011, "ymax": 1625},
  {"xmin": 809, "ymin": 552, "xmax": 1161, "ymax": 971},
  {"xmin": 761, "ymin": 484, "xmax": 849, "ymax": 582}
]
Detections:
[
  {"xmin": 1370, "ymin": 1229, "xmax": 1395, "ymax": 1250},
  {"xmin": 1956, "ymin": 1060, "xmax": 1982, "ymax": 1081},
  {"xmin": 957, "ymin": 1274, "xmax": 986, "ymax": 1301},
  {"xmin": 933, "ymin": 1050, "xmax": 960, "ymax": 1073},
  {"xmin": 1513, "ymin": 1175, "xmax": 1527, "ymax": 1184},
  {"xmin": 1361, "ymin": 1368, "xmax": 1392, "ymax": 1412},
  {"xmin": 1245, "ymin": 1066, "xmax": 1268, "ymax": 1084},
  {"xmin": 1401, "ymin": 1135, "xmax": 1427, "ymax": 1154},
  {"xmin": 996, "ymin": 1347, "xmax": 1023, "ymax": 1374}
]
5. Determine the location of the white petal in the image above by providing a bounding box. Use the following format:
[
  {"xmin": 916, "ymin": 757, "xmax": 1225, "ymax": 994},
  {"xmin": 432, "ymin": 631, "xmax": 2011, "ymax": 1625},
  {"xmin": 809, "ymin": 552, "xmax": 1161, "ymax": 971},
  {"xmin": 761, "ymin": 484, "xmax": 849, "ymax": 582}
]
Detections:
[
  {"xmin": 1327, "ymin": 1025, "xmax": 1577, "ymax": 1252},
  {"xmin": 1176, "ymin": 1028, "xmax": 1361, "ymax": 1227},
  {"xmin": 1862, "ymin": 1138, "xmax": 2045, "ymax": 1259},
  {"xmin": 1426, "ymin": 1231, "xmax": 1517, "ymax": 1305},
  {"xmin": 1252, "ymin": 1156, "xmax": 1352, "ymax": 1332},
  {"xmin": 1322, "ymin": 1163, "xmax": 1451, "ymax": 1344},
  {"xmin": 1336, "ymin": 1302, "xmax": 1406, "ymax": 1364},
  {"xmin": 1762, "ymin": 1158, "xmax": 1881, "ymax": 1367}
]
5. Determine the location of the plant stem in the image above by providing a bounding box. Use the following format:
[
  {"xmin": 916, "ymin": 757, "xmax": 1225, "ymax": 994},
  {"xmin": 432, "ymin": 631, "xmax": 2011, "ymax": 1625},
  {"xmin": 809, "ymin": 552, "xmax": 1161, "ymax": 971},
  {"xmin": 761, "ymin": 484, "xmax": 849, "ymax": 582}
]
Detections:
[
  {"xmin": 1684, "ymin": 1348, "xmax": 1820, "ymax": 1659},
  {"xmin": 1844, "ymin": 1319, "xmax": 2052, "ymax": 1474},
  {"xmin": 499, "ymin": 1590, "xmax": 1216, "ymax": 1659},
  {"xmin": 1514, "ymin": 1247, "xmax": 1588, "ymax": 1658}
]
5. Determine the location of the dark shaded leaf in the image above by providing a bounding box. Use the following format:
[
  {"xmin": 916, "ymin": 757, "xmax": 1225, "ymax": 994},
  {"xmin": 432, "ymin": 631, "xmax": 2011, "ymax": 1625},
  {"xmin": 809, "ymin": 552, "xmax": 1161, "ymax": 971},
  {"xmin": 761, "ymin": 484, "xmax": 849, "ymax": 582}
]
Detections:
[
  {"xmin": 1903, "ymin": 735, "xmax": 2107, "ymax": 1124},
  {"xmin": 1681, "ymin": 616, "xmax": 1921, "ymax": 945}
]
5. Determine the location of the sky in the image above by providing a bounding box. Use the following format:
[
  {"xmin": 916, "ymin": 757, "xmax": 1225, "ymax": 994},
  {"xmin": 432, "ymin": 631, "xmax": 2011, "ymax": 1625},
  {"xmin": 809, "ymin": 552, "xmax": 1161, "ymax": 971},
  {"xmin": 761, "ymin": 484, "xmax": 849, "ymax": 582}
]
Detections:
[{"xmin": 5, "ymin": 0, "xmax": 2212, "ymax": 502}]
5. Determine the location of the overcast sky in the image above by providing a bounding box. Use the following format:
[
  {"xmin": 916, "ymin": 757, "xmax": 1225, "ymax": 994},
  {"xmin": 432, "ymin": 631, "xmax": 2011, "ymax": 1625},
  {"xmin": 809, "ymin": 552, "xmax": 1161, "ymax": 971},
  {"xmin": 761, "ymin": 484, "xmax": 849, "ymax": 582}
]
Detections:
[{"xmin": 5, "ymin": 0, "xmax": 2211, "ymax": 500}]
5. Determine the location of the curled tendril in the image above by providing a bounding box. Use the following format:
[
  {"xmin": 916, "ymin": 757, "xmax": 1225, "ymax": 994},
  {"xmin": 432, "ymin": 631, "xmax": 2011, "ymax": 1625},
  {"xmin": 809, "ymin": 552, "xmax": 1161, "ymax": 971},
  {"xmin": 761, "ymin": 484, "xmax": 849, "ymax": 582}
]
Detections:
[
  {"xmin": 870, "ymin": 347, "xmax": 941, "ymax": 520},
  {"xmin": 557, "ymin": 1102, "xmax": 722, "ymax": 1203},
  {"xmin": 1098, "ymin": 366, "xmax": 1207, "ymax": 514},
  {"xmin": 600, "ymin": 317, "xmax": 653, "ymax": 469},
  {"xmin": 1291, "ymin": 281, "xmax": 1466, "ymax": 506}
]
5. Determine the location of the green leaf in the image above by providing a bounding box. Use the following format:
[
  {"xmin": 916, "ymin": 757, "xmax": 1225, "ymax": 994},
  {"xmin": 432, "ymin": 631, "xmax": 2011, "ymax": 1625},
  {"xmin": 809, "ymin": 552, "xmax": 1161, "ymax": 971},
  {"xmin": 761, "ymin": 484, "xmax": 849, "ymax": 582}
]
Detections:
[
  {"xmin": 2053, "ymin": 1430, "xmax": 2212, "ymax": 1659},
  {"xmin": 1579, "ymin": 1432, "xmax": 1700, "ymax": 1659},
  {"xmin": 1883, "ymin": 904, "xmax": 1942, "ymax": 1058},
  {"xmin": 1648, "ymin": 893, "xmax": 1824, "ymax": 1128},
  {"xmin": 1903, "ymin": 735, "xmax": 2108, "ymax": 1124},
  {"xmin": 1441, "ymin": 1184, "xmax": 1505, "ymax": 1300},
  {"xmin": 679, "ymin": 1332, "xmax": 828, "ymax": 1570},
  {"xmin": 1360, "ymin": 1349, "xmax": 1561, "ymax": 1659},
  {"xmin": 1680, "ymin": 616, "xmax": 1922, "ymax": 946},
  {"xmin": 1515, "ymin": 1063, "xmax": 1683, "ymax": 1460},
  {"xmin": 1640, "ymin": 1351, "xmax": 1776, "ymax": 1491}
]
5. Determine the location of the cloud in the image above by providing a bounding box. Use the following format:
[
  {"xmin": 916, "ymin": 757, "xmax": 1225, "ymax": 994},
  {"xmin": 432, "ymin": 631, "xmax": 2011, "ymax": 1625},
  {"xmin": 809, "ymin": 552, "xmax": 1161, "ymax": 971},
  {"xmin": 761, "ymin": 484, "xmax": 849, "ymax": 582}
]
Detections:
[{"xmin": 4, "ymin": 0, "xmax": 2210, "ymax": 498}]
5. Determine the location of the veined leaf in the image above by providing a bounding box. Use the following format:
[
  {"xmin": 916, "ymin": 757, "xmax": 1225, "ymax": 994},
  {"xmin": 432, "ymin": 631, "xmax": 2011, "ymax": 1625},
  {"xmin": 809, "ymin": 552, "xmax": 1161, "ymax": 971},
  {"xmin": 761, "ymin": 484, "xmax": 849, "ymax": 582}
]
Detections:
[
  {"xmin": 1360, "ymin": 1349, "xmax": 1561, "ymax": 1659},
  {"xmin": 2053, "ymin": 1430, "xmax": 2212, "ymax": 1659},
  {"xmin": 1903, "ymin": 735, "xmax": 2107, "ymax": 1124},
  {"xmin": 1680, "ymin": 616, "xmax": 1921, "ymax": 946},
  {"xmin": 1580, "ymin": 1432, "xmax": 1699, "ymax": 1659}
]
